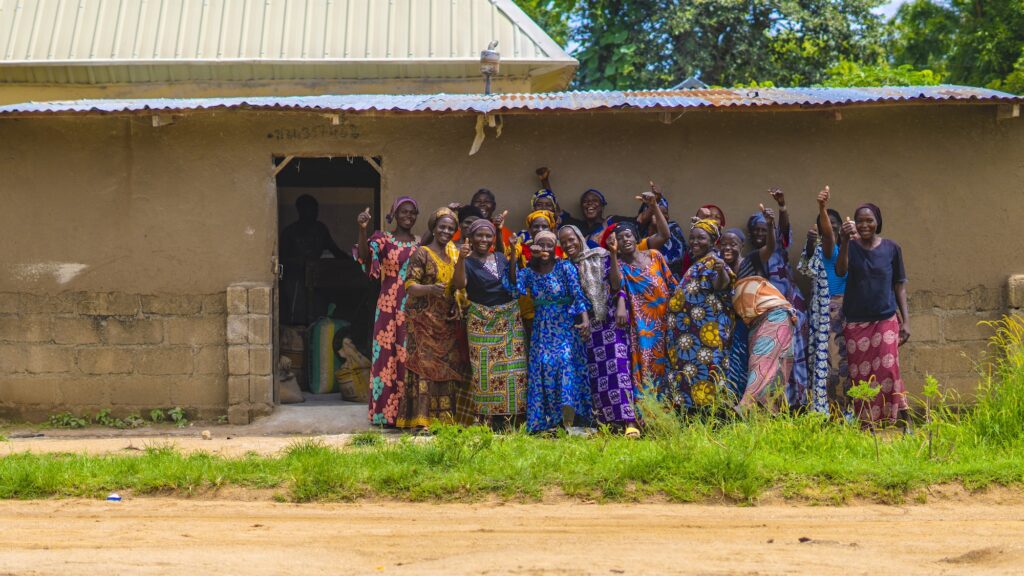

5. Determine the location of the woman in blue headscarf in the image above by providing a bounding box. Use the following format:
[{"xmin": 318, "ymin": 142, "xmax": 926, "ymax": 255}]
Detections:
[{"xmin": 743, "ymin": 189, "xmax": 809, "ymax": 408}]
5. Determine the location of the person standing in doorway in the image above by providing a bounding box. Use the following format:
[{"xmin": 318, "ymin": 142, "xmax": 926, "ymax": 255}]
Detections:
[{"xmin": 280, "ymin": 194, "xmax": 350, "ymax": 324}]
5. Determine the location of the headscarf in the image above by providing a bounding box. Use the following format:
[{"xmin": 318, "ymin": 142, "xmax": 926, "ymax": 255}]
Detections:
[
  {"xmin": 598, "ymin": 223, "xmax": 618, "ymax": 249},
  {"xmin": 855, "ymin": 203, "xmax": 883, "ymax": 233},
  {"xmin": 532, "ymin": 188, "xmax": 559, "ymax": 210},
  {"xmin": 701, "ymin": 204, "xmax": 726, "ymax": 226},
  {"xmin": 533, "ymin": 230, "xmax": 557, "ymax": 245},
  {"xmin": 746, "ymin": 212, "xmax": 767, "ymax": 231},
  {"xmin": 525, "ymin": 209, "xmax": 557, "ymax": 230},
  {"xmin": 691, "ymin": 218, "xmax": 721, "ymax": 243},
  {"xmin": 386, "ymin": 196, "xmax": 418, "ymax": 224},
  {"xmin": 561, "ymin": 225, "xmax": 610, "ymax": 319},
  {"xmin": 428, "ymin": 207, "xmax": 458, "ymax": 232},
  {"xmin": 467, "ymin": 217, "xmax": 496, "ymax": 237},
  {"xmin": 581, "ymin": 188, "xmax": 608, "ymax": 206},
  {"xmin": 723, "ymin": 227, "xmax": 746, "ymax": 244},
  {"xmin": 421, "ymin": 207, "xmax": 458, "ymax": 247}
]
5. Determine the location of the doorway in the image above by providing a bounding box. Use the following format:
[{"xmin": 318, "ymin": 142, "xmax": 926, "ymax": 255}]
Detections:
[{"xmin": 274, "ymin": 156, "xmax": 382, "ymax": 406}]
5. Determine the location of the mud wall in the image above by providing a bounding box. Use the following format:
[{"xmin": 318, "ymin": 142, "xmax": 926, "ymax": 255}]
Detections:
[{"xmin": 0, "ymin": 105, "xmax": 1021, "ymax": 418}]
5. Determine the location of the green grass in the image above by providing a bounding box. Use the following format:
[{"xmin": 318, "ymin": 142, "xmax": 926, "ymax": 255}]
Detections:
[{"xmin": 4, "ymin": 316, "xmax": 1024, "ymax": 504}]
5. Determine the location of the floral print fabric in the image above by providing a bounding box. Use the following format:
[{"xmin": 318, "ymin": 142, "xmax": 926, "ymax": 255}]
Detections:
[
  {"xmin": 668, "ymin": 254, "xmax": 735, "ymax": 408},
  {"xmin": 507, "ymin": 260, "xmax": 591, "ymax": 432},
  {"xmin": 365, "ymin": 231, "xmax": 419, "ymax": 426},
  {"xmin": 619, "ymin": 250, "xmax": 677, "ymax": 399}
]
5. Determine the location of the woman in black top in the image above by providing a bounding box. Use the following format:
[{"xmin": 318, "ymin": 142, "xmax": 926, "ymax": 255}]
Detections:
[
  {"xmin": 837, "ymin": 203, "xmax": 910, "ymax": 426},
  {"xmin": 452, "ymin": 218, "xmax": 528, "ymax": 426}
]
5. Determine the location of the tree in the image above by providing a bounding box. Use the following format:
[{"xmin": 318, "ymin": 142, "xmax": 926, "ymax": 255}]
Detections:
[
  {"xmin": 891, "ymin": 0, "xmax": 1024, "ymax": 92},
  {"xmin": 569, "ymin": 0, "xmax": 889, "ymax": 89},
  {"xmin": 819, "ymin": 60, "xmax": 944, "ymax": 87},
  {"xmin": 514, "ymin": 0, "xmax": 578, "ymax": 48}
]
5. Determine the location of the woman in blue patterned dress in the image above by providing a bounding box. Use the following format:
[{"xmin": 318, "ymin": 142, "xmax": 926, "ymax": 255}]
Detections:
[
  {"xmin": 558, "ymin": 224, "xmax": 638, "ymax": 435},
  {"xmin": 669, "ymin": 218, "xmax": 735, "ymax": 409},
  {"xmin": 505, "ymin": 230, "xmax": 592, "ymax": 432}
]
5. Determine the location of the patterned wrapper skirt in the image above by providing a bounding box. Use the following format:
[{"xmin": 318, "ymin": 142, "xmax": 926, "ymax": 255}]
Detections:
[
  {"xmin": 467, "ymin": 300, "xmax": 528, "ymax": 417},
  {"xmin": 738, "ymin": 307, "xmax": 795, "ymax": 410},
  {"xmin": 398, "ymin": 297, "xmax": 475, "ymax": 429},
  {"xmin": 586, "ymin": 318, "xmax": 637, "ymax": 425},
  {"xmin": 844, "ymin": 314, "xmax": 908, "ymax": 424}
]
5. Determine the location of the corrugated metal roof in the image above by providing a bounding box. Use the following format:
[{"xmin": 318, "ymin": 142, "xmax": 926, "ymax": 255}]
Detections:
[
  {"xmin": 0, "ymin": 0, "xmax": 576, "ymax": 89},
  {"xmin": 0, "ymin": 86, "xmax": 1018, "ymax": 117}
]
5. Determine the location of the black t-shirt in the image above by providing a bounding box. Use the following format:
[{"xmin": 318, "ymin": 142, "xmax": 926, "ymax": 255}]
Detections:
[
  {"xmin": 842, "ymin": 239, "xmax": 907, "ymax": 322},
  {"xmin": 465, "ymin": 253, "xmax": 515, "ymax": 307}
]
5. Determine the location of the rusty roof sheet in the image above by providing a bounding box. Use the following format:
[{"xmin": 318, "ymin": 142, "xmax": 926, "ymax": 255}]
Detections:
[{"xmin": 0, "ymin": 86, "xmax": 1019, "ymax": 117}]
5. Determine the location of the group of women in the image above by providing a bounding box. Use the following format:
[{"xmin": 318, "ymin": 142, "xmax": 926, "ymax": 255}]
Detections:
[{"xmin": 355, "ymin": 177, "xmax": 910, "ymax": 435}]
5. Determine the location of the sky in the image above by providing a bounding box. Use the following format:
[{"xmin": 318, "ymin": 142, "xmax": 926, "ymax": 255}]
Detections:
[{"xmin": 878, "ymin": 0, "xmax": 910, "ymax": 19}]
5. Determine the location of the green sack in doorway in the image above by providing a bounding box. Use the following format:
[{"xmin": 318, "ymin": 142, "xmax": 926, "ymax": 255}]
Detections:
[{"xmin": 307, "ymin": 304, "xmax": 349, "ymax": 395}]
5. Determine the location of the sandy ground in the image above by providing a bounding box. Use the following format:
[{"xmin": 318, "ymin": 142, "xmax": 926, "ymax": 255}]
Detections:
[
  {"xmin": 1, "ymin": 498, "xmax": 1023, "ymax": 575},
  {"xmin": 0, "ymin": 433, "xmax": 361, "ymax": 457}
]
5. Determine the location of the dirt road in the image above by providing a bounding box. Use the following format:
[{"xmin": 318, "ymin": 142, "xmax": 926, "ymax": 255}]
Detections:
[{"xmin": 1, "ymin": 498, "xmax": 1023, "ymax": 575}]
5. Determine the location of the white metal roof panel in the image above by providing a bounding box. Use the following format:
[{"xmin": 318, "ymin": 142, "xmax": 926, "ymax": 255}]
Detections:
[{"xmin": 0, "ymin": 0, "xmax": 577, "ymax": 86}]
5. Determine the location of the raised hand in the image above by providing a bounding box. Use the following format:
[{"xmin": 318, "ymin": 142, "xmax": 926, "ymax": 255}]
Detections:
[
  {"xmin": 759, "ymin": 203, "xmax": 776, "ymax": 224},
  {"xmin": 635, "ymin": 191, "xmax": 658, "ymax": 207},
  {"xmin": 841, "ymin": 218, "xmax": 857, "ymax": 241},
  {"xmin": 493, "ymin": 209, "xmax": 508, "ymax": 230},
  {"xmin": 768, "ymin": 187, "xmax": 785, "ymax": 207},
  {"xmin": 356, "ymin": 207, "xmax": 371, "ymax": 229},
  {"xmin": 696, "ymin": 206, "xmax": 712, "ymax": 219},
  {"xmin": 535, "ymin": 167, "xmax": 550, "ymax": 182},
  {"xmin": 806, "ymin": 227, "xmax": 819, "ymax": 244},
  {"xmin": 817, "ymin": 185, "xmax": 830, "ymax": 207},
  {"xmin": 447, "ymin": 202, "xmax": 463, "ymax": 211},
  {"xmin": 606, "ymin": 231, "xmax": 619, "ymax": 254},
  {"xmin": 649, "ymin": 180, "xmax": 663, "ymax": 202},
  {"xmin": 459, "ymin": 238, "xmax": 472, "ymax": 260}
]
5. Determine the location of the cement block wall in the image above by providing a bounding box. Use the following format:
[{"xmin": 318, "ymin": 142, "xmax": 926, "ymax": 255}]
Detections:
[{"xmin": 0, "ymin": 291, "xmax": 228, "ymax": 420}]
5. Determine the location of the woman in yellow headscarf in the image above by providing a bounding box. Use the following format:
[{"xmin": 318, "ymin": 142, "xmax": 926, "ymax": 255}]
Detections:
[
  {"xmin": 508, "ymin": 209, "xmax": 563, "ymax": 332},
  {"xmin": 668, "ymin": 218, "xmax": 735, "ymax": 409},
  {"xmin": 398, "ymin": 207, "xmax": 474, "ymax": 429}
]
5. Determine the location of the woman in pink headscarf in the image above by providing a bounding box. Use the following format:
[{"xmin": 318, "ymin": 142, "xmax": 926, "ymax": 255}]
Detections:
[{"xmin": 357, "ymin": 196, "xmax": 421, "ymax": 427}]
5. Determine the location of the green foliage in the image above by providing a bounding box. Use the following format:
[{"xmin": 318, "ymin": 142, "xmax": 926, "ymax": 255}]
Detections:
[
  {"xmin": 94, "ymin": 409, "xmax": 146, "ymax": 430},
  {"xmin": 819, "ymin": 60, "xmax": 944, "ymax": 87},
  {"xmin": 891, "ymin": 0, "xmax": 1024, "ymax": 93},
  {"xmin": 47, "ymin": 412, "xmax": 88, "ymax": 429},
  {"xmin": 168, "ymin": 407, "xmax": 188, "ymax": 428},
  {"xmin": 149, "ymin": 409, "xmax": 166, "ymax": 424},
  {"xmin": 571, "ymin": 0, "xmax": 888, "ymax": 89},
  {"xmin": 513, "ymin": 0, "xmax": 578, "ymax": 47}
]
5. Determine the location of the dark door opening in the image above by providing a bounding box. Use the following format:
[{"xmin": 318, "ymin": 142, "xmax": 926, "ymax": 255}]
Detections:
[{"xmin": 274, "ymin": 156, "xmax": 382, "ymax": 402}]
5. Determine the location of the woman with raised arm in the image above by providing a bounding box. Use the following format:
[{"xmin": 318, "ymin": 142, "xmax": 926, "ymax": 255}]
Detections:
[
  {"xmin": 452, "ymin": 219, "xmax": 527, "ymax": 427},
  {"xmin": 397, "ymin": 208, "xmax": 473, "ymax": 430},
  {"xmin": 558, "ymin": 224, "xmax": 638, "ymax": 437},
  {"xmin": 837, "ymin": 204, "xmax": 910, "ymax": 427},
  {"xmin": 721, "ymin": 204, "xmax": 777, "ymax": 398},
  {"xmin": 798, "ymin": 186, "xmax": 848, "ymax": 414},
  {"xmin": 745, "ymin": 189, "xmax": 809, "ymax": 408},
  {"xmin": 505, "ymin": 230, "xmax": 591, "ymax": 433},
  {"xmin": 357, "ymin": 197, "xmax": 420, "ymax": 427},
  {"xmin": 668, "ymin": 218, "xmax": 735, "ymax": 409},
  {"xmin": 611, "ymin": 195, "xmax": 678, "ymax": 401}
]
